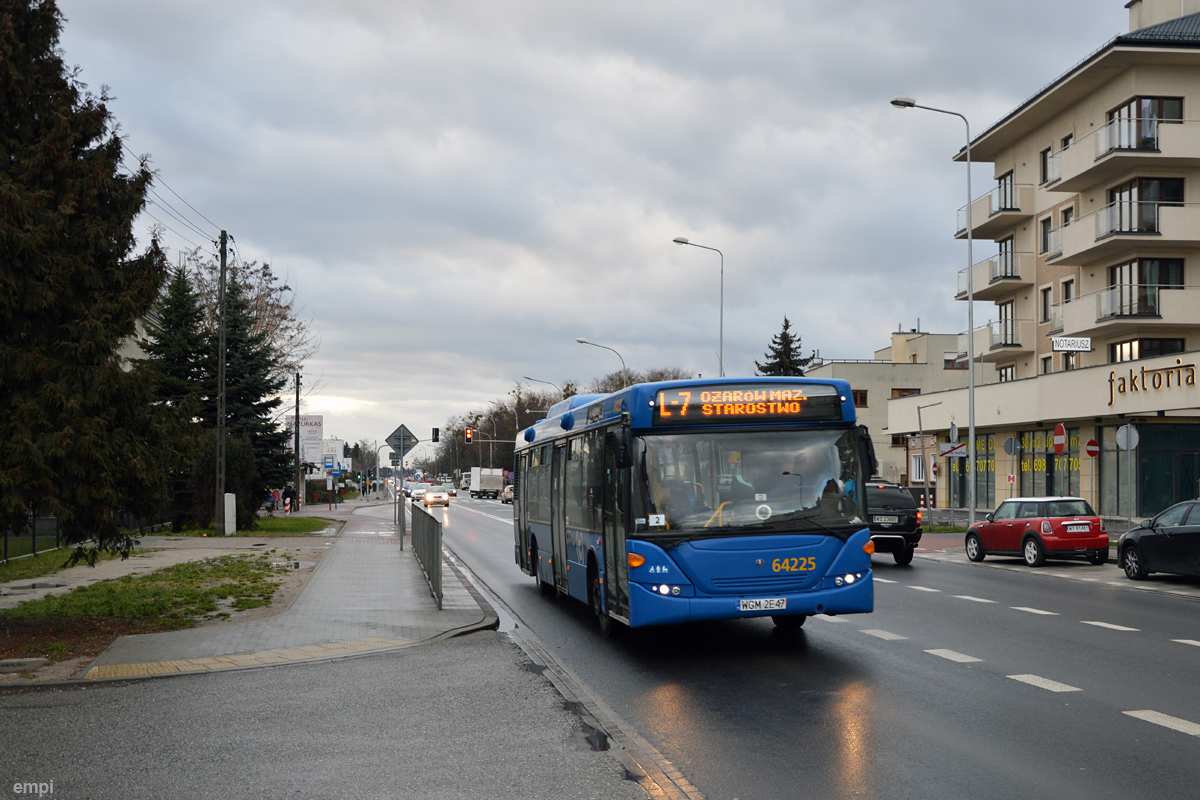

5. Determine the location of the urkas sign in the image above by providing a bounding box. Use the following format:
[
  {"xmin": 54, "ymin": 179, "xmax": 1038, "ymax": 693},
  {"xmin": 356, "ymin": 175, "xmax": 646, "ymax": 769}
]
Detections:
[{"xmin": 1108, "ymin": 359, "xmax": 1196, "ymax": 406}]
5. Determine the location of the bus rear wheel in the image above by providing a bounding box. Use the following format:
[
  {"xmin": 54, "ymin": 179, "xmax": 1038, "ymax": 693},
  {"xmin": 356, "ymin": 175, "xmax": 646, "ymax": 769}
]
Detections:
[
  {"xmin": 589, "ymin": 568, "xmax": 613, "ymax": 637},
  {"xmin": 531, "ymin": 538, "xmax": 552, "ymax": 597},
  {"xmin": 772, "ymin": 615, "xmax": 806, "ymax": 629}
]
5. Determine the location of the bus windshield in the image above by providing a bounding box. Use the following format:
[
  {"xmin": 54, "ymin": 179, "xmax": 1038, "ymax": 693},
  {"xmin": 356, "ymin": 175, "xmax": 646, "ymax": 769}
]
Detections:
[{"xmin": 634, "ymin": 428, "xmax": 865, "ymax": 538}]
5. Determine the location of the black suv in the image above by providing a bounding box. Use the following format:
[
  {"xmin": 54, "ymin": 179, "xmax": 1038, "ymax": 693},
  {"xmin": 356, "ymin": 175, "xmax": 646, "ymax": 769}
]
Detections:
[{"xmin": 865, "ymin": 481, "xmax": 922, "ymax": 565}]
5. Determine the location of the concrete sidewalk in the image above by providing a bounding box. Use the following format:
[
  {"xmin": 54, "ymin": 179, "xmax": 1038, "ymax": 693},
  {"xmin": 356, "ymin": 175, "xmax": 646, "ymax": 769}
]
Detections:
[{"xmin": 82, "ymin": 500, "xmax": 495, "ymax": 680}]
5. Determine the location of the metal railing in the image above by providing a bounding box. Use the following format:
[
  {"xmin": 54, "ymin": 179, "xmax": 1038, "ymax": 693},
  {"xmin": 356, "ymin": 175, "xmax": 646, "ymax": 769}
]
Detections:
[
  {"xmin": 958, "ymin": 251, "xmax": 1029, "ymax": 295},
  {"xmin": 956, "ymin": 182, "xmax": 1031, "ymax": 232},
  {"xmin": 411, "ymin": 504, "xmax": 443, "ymax": 610},
  {"xmin": 1096, "ymin": 199, "xmax": 1179, "ymax": 238},
  {"xmin": 3, "ymin": 516, "xmax": 62, "ymax": 562},
  {"xmin": 1043, "ymin": 152, "xmax": 1061, "ymax": 185},
  {"xmin": 1098, "ymin": 284, "xmax": 1163, "ymax": 318},
  {"xmin": 1095, "ymin": 116, "xmax": 1178, "ymax": 156}
]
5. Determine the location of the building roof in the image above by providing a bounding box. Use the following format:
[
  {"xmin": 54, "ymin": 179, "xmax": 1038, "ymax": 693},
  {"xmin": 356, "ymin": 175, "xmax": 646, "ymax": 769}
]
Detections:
[
  {"xmin": 1117, "ymin": 11, "xmax": 1200, "ymax": 44},
  {"xmin": 957, "ymin": 12, "xmax": 1200, "ymax": 160}
]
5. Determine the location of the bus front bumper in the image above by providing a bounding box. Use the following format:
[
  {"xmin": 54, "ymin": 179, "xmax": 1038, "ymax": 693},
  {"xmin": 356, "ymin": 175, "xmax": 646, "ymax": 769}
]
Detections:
[{"xmin": 627, "ymin": 573, "xmax": 873, "ymax": 627}]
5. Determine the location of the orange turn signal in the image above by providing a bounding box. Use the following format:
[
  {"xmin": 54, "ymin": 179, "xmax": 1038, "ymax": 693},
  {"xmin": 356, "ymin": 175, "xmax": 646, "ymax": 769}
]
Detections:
[
  {"xmin": 917, "ymin": 509, "xmax": 923, "ymax": 525},
  {"xmin": 863, "ymin": 540, "xmax": 875, "ymax": 555},
  {"xmin": 628, "ymin": 553, "xmax": 646, "ymax": 568}
]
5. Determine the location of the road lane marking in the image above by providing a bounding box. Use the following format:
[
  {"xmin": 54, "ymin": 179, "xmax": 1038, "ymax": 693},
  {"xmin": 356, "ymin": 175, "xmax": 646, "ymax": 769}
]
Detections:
[
  {"xmin": 873, "ymin": 578, "xmax": 897, "ymax": 584},
  {"xmin": 1008, "ymin": 674, "xmax": 1081, "ymax": 693},
  {"xmin": 1172, "ymin": 639, "xmax": 1200, "ymax": 647},
  {"xmin": 1081, "ymin": 620, "xmax": 1139, "ymax": 632},
  {"xmin": 1011, "ymin": 606, "xmax": 1058, "ymax": 615},
  {"xmin": 811, "ymin": 614, "xmax": 846, "ymax": 623},
  {"xmin": 925, "ymin": 649, "xmax": 981, "ymax": 663},
  {"xmin": 954, "ymin": 595, "xmax": 996, "ymax": 603},
  {"xmin": 861, "ymin": 629, "xmax": 906, "ymax": 640},
  {"xmin": 908, "ymin": 586, "xmax": 941, "ymax": 593},
  {"xmin": 1124, "ymin": 710, "xmax": 1200, "ymax": 737}
]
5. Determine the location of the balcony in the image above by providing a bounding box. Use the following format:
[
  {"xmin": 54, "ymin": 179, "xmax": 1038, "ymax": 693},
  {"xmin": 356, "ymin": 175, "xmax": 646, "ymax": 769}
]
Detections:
[
  {"xmin": 956, "ymin": 251, "xmax": 1035, "ymax": 301},
  {"xmin": 955, "ymin": 183, "xmax": 1035, "ymax": 240},
  {"xmin": 1056, "ymin": 284, "xmax": 1200, "ymax": 338},
  {"xmin": 1056, "ymin": 119, "xmax": 1200, "ymax": 193},
  {"xmin": 957, "ymin": 318, "xmax": 1036, "ymax": 363},
  {"xmin": 1050, "ymin": 201, "xmax": 1200, "ymax": 266}
]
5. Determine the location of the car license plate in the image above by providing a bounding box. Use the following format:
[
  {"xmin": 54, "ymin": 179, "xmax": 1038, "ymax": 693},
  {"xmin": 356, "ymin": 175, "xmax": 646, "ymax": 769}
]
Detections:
[
  {"xmin": 1066, "ymin": 523, "xmax": 1090, "ymax": 533},
  {"xmin": 739, "ymin": 598, "xmax": 786, "ymax": 612},
  {"xmin": 873, "ymin": 515, "xmax": 899, "ymax": 524}
]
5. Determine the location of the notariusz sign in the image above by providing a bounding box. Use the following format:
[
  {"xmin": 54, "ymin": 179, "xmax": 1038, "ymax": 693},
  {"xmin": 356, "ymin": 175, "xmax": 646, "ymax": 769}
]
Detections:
[{"xmin": 1052, "ymin": 337, "xmax": 1092, "ymax": 352}]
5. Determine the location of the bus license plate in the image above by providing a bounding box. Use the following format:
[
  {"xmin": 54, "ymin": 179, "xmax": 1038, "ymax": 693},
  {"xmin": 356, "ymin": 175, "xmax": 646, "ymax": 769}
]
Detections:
[
  {"xmin": 739, "ymin": 598, "xmax": 786, "ymax": 612},
  {"xmin": 873, "ymin": 515, "xmax": 899, "ymax": 524}
]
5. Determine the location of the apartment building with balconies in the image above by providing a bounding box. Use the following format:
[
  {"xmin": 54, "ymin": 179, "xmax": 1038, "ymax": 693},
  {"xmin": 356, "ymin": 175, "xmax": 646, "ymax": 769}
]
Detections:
[{"xmin": 890, "ymin": 0, "xmax": 1200, "ymax": 519}]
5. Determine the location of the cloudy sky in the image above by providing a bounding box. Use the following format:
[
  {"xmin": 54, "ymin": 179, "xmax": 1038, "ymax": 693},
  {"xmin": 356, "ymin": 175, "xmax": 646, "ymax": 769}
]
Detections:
[{"xmin": 56, "ymin": 0, "xmax": 1130, "ymax": 460}]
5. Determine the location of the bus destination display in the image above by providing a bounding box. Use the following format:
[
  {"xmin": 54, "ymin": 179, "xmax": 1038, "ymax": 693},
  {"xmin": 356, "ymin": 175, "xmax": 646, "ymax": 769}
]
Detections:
[{"xmin": 652, "ymin": 383, "xmax": 844, "ymax": 426}]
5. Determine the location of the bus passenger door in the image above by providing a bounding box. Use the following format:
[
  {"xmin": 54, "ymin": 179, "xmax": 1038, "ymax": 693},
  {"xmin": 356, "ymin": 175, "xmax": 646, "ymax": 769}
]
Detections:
[
  {"xmin": 603, "ymin": 433, "xmax": 630, "ymax": 619},
  {"xmin": 552, "ymin": 442, "xmax": 568, "ymax": 593},
  {"xmin": 514, "ymin": 453, "xmax": 527, "ymax": 571}
]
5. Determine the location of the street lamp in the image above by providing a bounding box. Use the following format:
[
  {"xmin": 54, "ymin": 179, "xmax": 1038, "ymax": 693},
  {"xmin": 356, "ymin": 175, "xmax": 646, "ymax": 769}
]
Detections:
[
  {"xmin": 522, "ymin": 376, "xmax": 563, "ymax": 398},
  {"xmin": 915, "ymin": 401, "xmax": 943, "ymax": 517},
  {"xmin": 673, "ymin": 236, "xmax": 724, "ymax": 377},
  {"xmin": 575, "ymin": 338, "xmax": 628, "ymax": 384},
  {"xmin": 891, "ymin": 96, "xmax": 977, "ymax": 526}
]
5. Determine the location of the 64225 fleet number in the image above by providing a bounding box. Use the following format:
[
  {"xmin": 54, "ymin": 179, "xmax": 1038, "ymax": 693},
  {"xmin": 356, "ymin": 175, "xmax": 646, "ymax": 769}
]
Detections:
[{"xmin": 772, "ymin": 557, "xmax": 816, "ymax": 572}]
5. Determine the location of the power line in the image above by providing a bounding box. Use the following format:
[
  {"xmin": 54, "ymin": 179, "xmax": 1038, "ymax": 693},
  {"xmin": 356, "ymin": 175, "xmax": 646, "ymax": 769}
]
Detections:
[{"xmin": 120, "ymin": 141, "xmax": 221, "ymax": 235}]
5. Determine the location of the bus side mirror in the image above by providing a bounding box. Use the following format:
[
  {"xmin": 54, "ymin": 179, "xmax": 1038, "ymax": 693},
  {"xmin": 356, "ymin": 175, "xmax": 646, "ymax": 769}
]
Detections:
[
  {"xmin": 858, "ymin": 425, "xmax": 878, "ymax": 477},
  {"xmin": 608, "ymin": 429, "xmax": 634, "ymax": 469}
]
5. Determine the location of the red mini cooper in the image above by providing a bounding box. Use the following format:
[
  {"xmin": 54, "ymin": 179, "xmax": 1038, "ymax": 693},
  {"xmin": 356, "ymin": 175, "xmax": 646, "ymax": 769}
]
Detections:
[{"xmin": 965, "ymin": 496, "xmax": 1108, "ymax": 567}]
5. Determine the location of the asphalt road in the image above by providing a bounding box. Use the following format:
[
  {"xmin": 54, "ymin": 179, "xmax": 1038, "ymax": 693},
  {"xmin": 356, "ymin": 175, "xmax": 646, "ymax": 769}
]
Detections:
[{"xmin": 433, "ymin": 496, "xmax": 1200, "ymax": 800}]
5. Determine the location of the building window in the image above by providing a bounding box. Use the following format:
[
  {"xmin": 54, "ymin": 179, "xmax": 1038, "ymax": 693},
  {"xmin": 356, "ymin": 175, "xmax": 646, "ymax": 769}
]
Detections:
[
  {"xmin": 1042, "ymin": 356, "xmax": 1053, "ymax": 375},
  {"xmin": 1107, "ymin": 178, "xmax": 1184, "ymax": 234},
  {"xmin": 1040, "ymin": 147, "xmax": 1053, "ymax": 184},
  {"xmin": 997, "ymin": 171, "xmax": 1015, "ymax": 209},
  {"xmin": 1109, "ymin": 338, "xmax": 1186, "ymax": 363},
  {"xmin": 1108, "ymin": 96, "xmax": 1183, "ymax": 151},
  {"xmin": 1062, "ymin": 278, "xmax": 1076, "ymax": 303},
  {"xmin": 910, "ymin": 453, "xmax": 927, "ymax": 483},
  {"xmin": 1040, "ymin": 287, "xmax": 1053, "ymax": 323},
  {"xmin": 852, "ymin": 390, "xmax": 868, "ymax": 408},
  {"xmin": 1040, "ymin": 216, "xmax": 1053, "ymax": 254},
  {"xmin": 1063, "ymin": 352, "xmax": 1077, "ymax": 371},
  {"xmin": 891, "ymin": 388, "xmax": 920, "ymax": 399},
  {"xmin": 997, "ymin": 236, "xmax": 1016, "ymax": 277},
  {"xmin": 1107, "ymin": 258, "xmax": 1184, "ymax": 316},
  {"xmin": 1062, "ymin": 206, "xmax": 1074, "ymax": 227},
  {"xmin": 1061, "ymin": 133, "xmax": 1074, "ymax": 151},
  {"xmin": 944, "ymin": 351, "xmax": 962, "ymax": 369},
  {"xmin": 891, "ymin": 434, "xmax": 906, "ymax": 448},
  {"xmin": 998, "ymin": 365, "xmax": 1015, "ymax": 382}
]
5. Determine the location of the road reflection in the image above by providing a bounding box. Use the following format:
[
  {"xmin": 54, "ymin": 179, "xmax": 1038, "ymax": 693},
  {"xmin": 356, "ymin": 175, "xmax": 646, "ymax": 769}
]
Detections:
[{"xmin": 831, "ymin": 679, "xmax": 876, "ymax": 797}]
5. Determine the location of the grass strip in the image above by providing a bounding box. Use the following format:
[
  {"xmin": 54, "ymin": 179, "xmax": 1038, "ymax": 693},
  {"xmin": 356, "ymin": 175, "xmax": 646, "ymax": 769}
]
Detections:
[
  {"xmin": 0, "ymin": 550, "xmax": 121, "ymax": 585},
  {"xmin": 167, "ymin": 516, "xmax": 336, "ymax": 537}
]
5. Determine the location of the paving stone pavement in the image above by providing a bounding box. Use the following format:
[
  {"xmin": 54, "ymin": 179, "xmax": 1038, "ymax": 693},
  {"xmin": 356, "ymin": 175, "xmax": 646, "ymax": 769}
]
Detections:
[{"xmin": 84, "ymin": 503, "xmax": 490, "ymax": 679}]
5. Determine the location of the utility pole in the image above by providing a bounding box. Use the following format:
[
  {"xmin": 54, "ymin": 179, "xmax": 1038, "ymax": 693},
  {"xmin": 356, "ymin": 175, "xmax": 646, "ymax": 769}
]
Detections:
[
  {"xmin": 295, "ymin": 372, "xmax": 302, "ymax": 506},
  {"xmin": 215, "ymin": 230, "xmax": 228, "ymax": 533}
]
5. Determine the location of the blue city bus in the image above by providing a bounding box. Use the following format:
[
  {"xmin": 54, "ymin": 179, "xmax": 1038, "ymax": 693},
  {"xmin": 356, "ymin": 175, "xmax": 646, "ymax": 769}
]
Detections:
[{"xmin": 512, "ymin": 377, "xmax": 878, "ymax": 634}]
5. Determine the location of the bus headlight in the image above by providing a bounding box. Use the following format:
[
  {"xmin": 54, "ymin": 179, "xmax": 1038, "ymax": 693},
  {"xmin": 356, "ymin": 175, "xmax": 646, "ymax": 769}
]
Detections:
[{"xmin": 658, "ymin": 584, "xmax": 670, "ymax": 596}]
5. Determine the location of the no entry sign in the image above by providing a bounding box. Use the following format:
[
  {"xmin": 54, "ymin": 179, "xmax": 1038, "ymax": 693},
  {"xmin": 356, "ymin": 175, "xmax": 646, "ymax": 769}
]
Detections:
[
  {"xmin": 1085, "ymin": 439, "xmax": 1099, "ymax": 458},
  {"xmin": 1053, "ymin": 423, "xmax": 1067, "ymax": 456}
]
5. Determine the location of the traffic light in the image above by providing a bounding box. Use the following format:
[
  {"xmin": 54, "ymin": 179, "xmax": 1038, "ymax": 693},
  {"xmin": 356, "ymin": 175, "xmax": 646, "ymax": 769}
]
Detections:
[
  {"xmin": 464, "ymin": 427, "xmax": 473, "ymax": 443},
  {"xmin": 432, "ymin": 427, "xmax": 440, "ymax": 443}
]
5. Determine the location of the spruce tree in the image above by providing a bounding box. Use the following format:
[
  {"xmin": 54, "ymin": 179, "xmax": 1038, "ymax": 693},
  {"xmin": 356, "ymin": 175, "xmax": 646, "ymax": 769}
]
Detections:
[
  {"xmin": 197, "ymin": 275, "xmax": 291, "ymax": 526},
  {"xmin": 754, "ymin": 316, "xmax": 814, "ymax": 377},
  {"xmin": 0, "ymin": 0, "xmax": 168, "ymax": 556},
  {"xmin": 141, "ymin": 267, "xmax": 207, "ymax": 529}
]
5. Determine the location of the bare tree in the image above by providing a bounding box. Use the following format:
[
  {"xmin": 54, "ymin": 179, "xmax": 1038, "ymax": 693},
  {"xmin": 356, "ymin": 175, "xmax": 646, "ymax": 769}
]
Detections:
[{"xmin": 184, "ymin": 247, "xmax": 319, "ymax": 381}]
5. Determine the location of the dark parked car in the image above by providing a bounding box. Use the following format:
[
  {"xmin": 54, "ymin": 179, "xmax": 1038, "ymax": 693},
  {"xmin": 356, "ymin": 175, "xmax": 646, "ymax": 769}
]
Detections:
[
  {"xmin": 865, "ymin": 481, "xmax": 922, "ymax": 565},
  {"xmin": 1118, "ymin": 501, "xmax": 1200, "ymax": 580},
  {"xmin": 965, "ymin": 497, "xmax": 1107, "ymax": 567}
]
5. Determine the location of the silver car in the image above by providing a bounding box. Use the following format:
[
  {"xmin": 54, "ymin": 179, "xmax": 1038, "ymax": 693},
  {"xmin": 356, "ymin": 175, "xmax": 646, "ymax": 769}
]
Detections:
[{"xmin": 423, "ymin": 487, "xmax": 450, "ymax": 507}]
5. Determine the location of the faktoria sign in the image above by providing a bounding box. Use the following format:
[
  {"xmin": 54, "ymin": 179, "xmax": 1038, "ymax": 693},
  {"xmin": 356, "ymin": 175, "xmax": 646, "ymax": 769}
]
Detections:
[{"xmin": 1108, "ymin": 359, "xmax": 1197, "ymax": 407}]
